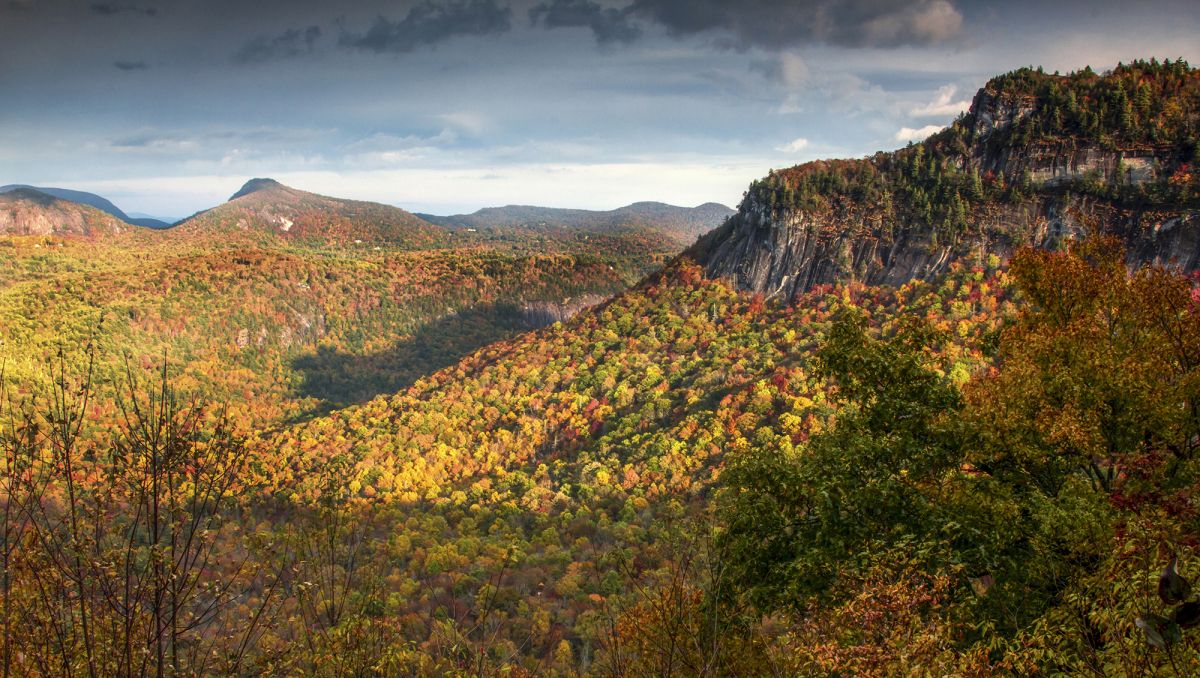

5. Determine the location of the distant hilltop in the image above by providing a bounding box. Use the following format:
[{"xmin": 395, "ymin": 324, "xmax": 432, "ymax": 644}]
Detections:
[
  {"xmin": 0, "ymin": 184, "xmax": 171, "ymax": 228},
  {"xmin": 0, "ymin": 187, "xmax": 130, "ymax": 237},
  {"xmin": 419, "ymin": 201, "xmax": 734, "ymax": 245}
]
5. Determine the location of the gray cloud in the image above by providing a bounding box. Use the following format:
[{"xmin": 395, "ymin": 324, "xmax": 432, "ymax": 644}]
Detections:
[
  {"xmin": 630, "ymin": 0, "xmax": 963, "ymax": 49},
  {"xmin": 90, "ymin": 2, "xmax": 158, "ymax": 17},
  {"xmin": 750, "ymin": 53, "xmax": 810, "ymax": 88},
  {"xmin": 0, "ymin": 0, "xmax": 1195, "ymax": 219},
  {"xmin": 111, "ymin": 133, "xmax": 171, "ymax": 148},
  {"xmin": 234, "ymin": 25, "xmax": 322, "ymax": 64},
  {"xmin": 113, "ymin": 60, "xmax": 149, "ymax": 71},
  {"xmin": 530, "ymin": 0, "xmax": 642, "ymax": 45},
  {"xmin": 339, "ymin": 0, "xmax": 512, "ymax": 54},
  {"xmin": 108, "ymin": 127, "xmax": 333, "ymax": 152}
]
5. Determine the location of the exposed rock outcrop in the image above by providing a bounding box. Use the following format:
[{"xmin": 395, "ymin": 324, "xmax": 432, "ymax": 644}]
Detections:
[
  {"xmin": 520, "ymin": 294, "xmax": 607, "ymax": 328},
  {"xmin": 0, "ymin": 188, "xmax": 127, "ymax": 237},
  {"xmin": 693, "ymin": 191, "xmax": 1199, "ymax": 300},
  {"xmin": 693, "ymin": 63, "xmax": 1200, "ymax": 299}
]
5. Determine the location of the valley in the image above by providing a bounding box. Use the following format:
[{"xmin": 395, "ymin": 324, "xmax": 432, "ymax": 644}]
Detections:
[{"xmin": 0, "ymin": 179, "xmax": 716, "ymax": 421}]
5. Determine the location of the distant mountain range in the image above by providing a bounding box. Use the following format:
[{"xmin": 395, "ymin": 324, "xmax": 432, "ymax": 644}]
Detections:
[
  {"xmin": 418, "ymin": 201, "xmax": 734, "ymax": 245},
  {"xmin": 128, "ymin": 211, "xmax": 179, "ymax": 224},
  {"xmin": 0, "ymin": 184, "xmax": 172, "ymax": 228},
  {"xmin": 0, "ymin": 178, "xmax": 734, "ymax": 247}
]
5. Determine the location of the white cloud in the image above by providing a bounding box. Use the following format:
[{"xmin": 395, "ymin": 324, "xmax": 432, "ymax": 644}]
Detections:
[
  {"xmin": 775, "ymin": 96, "xmax": 804, "ymax": 115},
  {"xmin": 776, "ymin": 138, "xmax": 809, "ymax": 153},
  {"xmin": 909, "ymin": 84, "xmax": 971, "ymax": 117},
  {"xmin": 774, "ymin": 69, "xmax": 891, "ymax": 116},
  {"xmin": 437, "ymin": 112, "xmax": 490, "ymax": 136},
  {"xmin": 278, "ymin": 161, "xmax": 763, "ymax": 214},
  {"xmin": 341, "ymin": 130, "xmax": 458, "ymax": 167},
  {"xmin": 893, "ymin": 125, "xmax": 945, "ymax": 143}
]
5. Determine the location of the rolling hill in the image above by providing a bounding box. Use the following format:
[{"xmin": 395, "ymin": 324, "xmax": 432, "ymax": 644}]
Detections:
[
  {"xmin": 418, "ymin": 201, "xmax": 734, "ymax": 245},
  {"xmin": 171, "ymin": 178, "xmax": 449, "ymax": 247}
]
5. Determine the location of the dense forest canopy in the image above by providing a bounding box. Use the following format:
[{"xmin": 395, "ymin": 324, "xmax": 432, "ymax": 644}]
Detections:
[{"xmin": 745, "ymin": 60, "xmax": 1200, "ymax": 241}]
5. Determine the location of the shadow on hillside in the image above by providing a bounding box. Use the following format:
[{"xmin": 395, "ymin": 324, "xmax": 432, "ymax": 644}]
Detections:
[{"xmin": 288, "ymin": 302, "xmax": 534, "ymax": 418}]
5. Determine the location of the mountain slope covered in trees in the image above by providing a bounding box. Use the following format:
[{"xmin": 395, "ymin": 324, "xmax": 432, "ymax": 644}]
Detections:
[
  {"xmin": 251, "ymin": 59, "xmax": 1200, "ymax": 675},
  {"xmin": 172, "ymin": 178, "xmax": 450, "ymax": 247},
  {"xmin": 0, "ymin": 179, "xmax": 692, "ymax": 422},
  {"xmin": 1, "ymin": 61, "xmax": 1199, "ymax": 676}
]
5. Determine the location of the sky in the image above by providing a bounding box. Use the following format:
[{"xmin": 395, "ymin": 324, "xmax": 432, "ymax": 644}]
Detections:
[{"xmin": 1, "ymin": 0, "xmax": 1197, "ymax": 219}]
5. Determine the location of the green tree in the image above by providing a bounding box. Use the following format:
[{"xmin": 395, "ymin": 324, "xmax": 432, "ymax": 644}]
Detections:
[{"xmin": 719, "ymin": 311, "xmax": 965, "ymax": 611}]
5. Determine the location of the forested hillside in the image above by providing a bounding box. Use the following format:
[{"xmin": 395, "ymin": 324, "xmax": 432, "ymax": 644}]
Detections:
[
  {"xmin": 696, "ymin": 58, "xmax": 1200, "ymax": 298},
  {"xmin": 0, "ymin": 179, "xmax": 695, "ymax": 421}
]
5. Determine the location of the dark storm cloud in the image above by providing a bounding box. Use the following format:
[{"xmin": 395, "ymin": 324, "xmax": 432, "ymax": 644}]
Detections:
[
  {"xmin": 90, "ymin": 2, "xmax": 158, "ymax": 17},
  {"xmin": 522, "ymin": 0, "xmax": 964, "ymax": 51},
  {"xmin": 3, "ymin": 1, "xmax": 32, "ymax": 11},
  {"xmin": 338, "ymin": 0, "xmax": 512, "ymax": 54},
  {"xmin": 113, "ymin": 60, "xmax": 148, "ymax": 70},
  {"xmin": 630, "ymin": 0, "xmax": 963, "ymax": 49},
  {"xmin": 234, "ymin": 25, "xmax": 322, "ymax": 64},
  {"xmin": 529, "ymin": 0, "xmax": 642, "ymax": 45}
]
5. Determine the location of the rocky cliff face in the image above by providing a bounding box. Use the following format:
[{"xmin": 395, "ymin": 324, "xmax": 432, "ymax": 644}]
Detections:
[
  {"xmin": 520, "ymin": 294, "xmax": 607, "ymax": 328},
  {"xmin": 966, "ymin": 86, "xmax": 1179, "ymax": 188},
  {"xmin": 693, "ymin": 191, "xmax": 1199, "ymax": 300},
  {"xmin": 693, "ymin": 64, "xmax": 1200, "ymax": 299}
]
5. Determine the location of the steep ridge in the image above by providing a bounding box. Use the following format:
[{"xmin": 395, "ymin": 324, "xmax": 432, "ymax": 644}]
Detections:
[
  {"xmin": 173, "ymin": 178, "xmax": 446, "ymax": 247},
  {"xmin": 0, "ymin": 188, "xmax": 130, "ymax": 237},
  {"xmin": 237, "ymin": 61, "xmax": 1200, "ymax": 675},
  {"xmin": 0, "ymin": 184, "xmax": 170, "ymax": 228},
  {"xmin": 693, "ymin": 60, "xmax": 1200, "ymax": 299}
]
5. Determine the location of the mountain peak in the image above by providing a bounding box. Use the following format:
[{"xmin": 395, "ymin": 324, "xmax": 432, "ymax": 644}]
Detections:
[
  {"xmin": 174, "ymin": 179, "xmax": 444, "ymax": 245},
  {"xmin": 229, "ymin": 178, "xmax": 286, "ymax": 202},
  {"xmin": 692, "ymin": 59, "xmax": 1200, "ymax": 299},
  {"xmin": 0, "ymin": 187, "xmax": 58, "ymax": 206}
]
